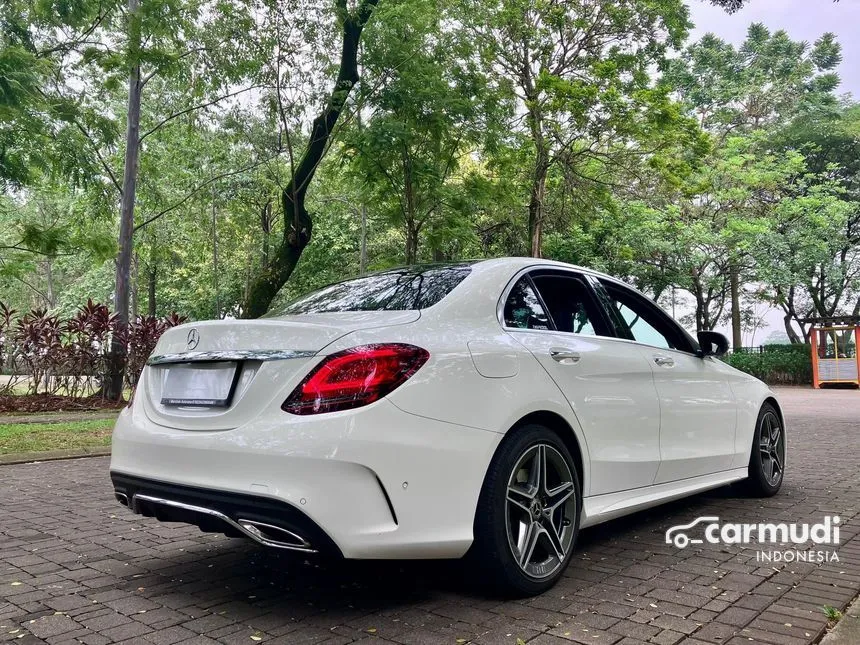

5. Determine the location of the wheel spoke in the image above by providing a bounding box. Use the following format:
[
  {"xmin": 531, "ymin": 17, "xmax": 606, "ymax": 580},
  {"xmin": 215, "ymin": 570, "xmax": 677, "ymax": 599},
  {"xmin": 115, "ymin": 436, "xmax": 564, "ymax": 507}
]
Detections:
[
  {"xmin": 518, "ymin": 521, "xmax": 540, "ymax": 567},
  {"xmin": 514, "ymin": 519, "xmax": 529, "ymax": 558},
  {"xmin": 541, "ymin": 519, "xmax": 566, "ymax": 562},
  {"xmin": 545, "ymin": 481, "xmax": 575, "ymax": 511},
  {"xmin": 507, "ymin": 485, "xmax": 534, "ymax": 515},
  {"xmin": 533, "ymin": 445, "xmax": 547, "ymax": 496},
  {"xmin": 771, "ymin": 449, "xmax": 783, "ymax": 476}
]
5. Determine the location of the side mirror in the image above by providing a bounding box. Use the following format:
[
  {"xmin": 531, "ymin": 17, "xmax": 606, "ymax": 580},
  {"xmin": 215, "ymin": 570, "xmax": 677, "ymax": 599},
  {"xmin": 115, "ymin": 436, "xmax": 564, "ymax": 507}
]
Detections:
[{"xmin": 697, "ymin": 330, "xmax": 729, "ymax": 357}]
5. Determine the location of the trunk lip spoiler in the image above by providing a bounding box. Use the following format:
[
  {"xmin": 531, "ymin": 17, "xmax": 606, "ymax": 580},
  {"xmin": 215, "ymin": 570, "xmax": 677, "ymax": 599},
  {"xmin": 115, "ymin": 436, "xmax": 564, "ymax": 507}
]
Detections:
[{"xmin": 147, "ymin": 349, "xmax": 317, "ymax": 366}]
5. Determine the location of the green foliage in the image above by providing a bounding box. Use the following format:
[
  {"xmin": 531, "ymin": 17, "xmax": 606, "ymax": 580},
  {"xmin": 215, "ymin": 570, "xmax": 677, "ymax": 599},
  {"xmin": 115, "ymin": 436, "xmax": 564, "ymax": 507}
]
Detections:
[
  {"xmin": 665, "ymin": 24, "xmax": 841, "ymax": 134},
  {"xmin": 823, "ymin": 605, "xmax": 844, "ymax": 623},
  {"xmin": 723, "ymin": 344, "xmax": 813, "ymax": 385},
  {"xmin": 0, "ymin": 0, "xmax": 857, "ymax": 346}
]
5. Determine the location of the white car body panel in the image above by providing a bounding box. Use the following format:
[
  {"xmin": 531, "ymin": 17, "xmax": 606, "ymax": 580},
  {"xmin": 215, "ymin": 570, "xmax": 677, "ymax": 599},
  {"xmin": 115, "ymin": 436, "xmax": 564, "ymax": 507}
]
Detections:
[
  {"xmin": 649, "ymin": 349, "xmax": 738, "ymax": 483},
  {"xmin": 509, "ymin": 330, "xmax": 661, "ymax": 496},
  {"xmin": 111, "ymin": 257, "xmax": 783, "ymax": 560}
]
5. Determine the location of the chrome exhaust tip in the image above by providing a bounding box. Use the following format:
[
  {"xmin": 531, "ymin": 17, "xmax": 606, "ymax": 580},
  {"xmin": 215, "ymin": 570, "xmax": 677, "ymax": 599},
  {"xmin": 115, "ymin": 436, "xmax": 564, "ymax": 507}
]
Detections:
[
  {"xmin": 237, "ymin": 519, "xmax": 313, "ymax": 550},
  {"xmin": 129, "ymin": 493, "xmax": 317, "ymax": 553},
  {"xmin": 115, "ymin": 492, "xmax": 129, "ymax": 507}
]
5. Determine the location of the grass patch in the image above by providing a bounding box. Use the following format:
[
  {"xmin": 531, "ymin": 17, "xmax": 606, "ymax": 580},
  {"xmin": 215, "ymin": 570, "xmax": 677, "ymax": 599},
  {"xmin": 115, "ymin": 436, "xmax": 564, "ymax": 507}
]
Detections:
[{"xmin": 0, "ymin": 418, "xmax": 114, "ymax": 454}]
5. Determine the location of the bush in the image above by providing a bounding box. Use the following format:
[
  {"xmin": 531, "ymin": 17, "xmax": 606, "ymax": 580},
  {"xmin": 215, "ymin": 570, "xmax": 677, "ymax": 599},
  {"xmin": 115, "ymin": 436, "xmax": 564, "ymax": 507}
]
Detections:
[
  {"xmin": 0, "ymin": 300, "xmax": 185, "ymax": 397},
  {"xmin": 723, "ymin": 344, "xmax": 812, "ymax": 385},
  {"xmin": 126, "ymin": 312, "xmax": 187, "ymax": 389}
]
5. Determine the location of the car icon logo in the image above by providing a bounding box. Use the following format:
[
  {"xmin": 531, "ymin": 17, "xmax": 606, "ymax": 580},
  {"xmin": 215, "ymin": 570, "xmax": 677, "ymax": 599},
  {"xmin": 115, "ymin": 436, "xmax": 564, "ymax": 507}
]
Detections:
[
  {"xmin": 186, "ymin": 328, "xmax": 200, "ymax": 350},
  {"xmin": 665, "ymin": 516, "xmax": 720, "ymax": 549}
]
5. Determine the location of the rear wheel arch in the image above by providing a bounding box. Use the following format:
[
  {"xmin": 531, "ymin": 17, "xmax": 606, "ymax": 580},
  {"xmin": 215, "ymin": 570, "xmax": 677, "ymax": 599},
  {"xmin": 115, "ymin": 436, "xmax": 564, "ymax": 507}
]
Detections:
[
  {"xmin": 506, "ymin": 411, "xmax": 585, "ymax": 493},
  {"xmin": 470, "ymin": 418, "xmax": 583, "ymax": 595}
]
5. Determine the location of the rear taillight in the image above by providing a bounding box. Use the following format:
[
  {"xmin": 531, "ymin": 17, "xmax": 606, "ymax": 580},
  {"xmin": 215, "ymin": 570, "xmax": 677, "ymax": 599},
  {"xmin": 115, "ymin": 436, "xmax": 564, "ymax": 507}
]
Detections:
[{"xmin": 282, "ymin": 343, "xmax": 429, "ymax": 415}]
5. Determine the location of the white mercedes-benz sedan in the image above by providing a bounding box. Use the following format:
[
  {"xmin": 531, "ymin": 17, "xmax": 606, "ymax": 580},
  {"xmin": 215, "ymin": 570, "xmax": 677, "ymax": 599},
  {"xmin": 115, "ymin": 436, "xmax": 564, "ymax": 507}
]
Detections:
[{"xmin": 111, "ymin": 258, "xmax": 785, "ymax": 596}]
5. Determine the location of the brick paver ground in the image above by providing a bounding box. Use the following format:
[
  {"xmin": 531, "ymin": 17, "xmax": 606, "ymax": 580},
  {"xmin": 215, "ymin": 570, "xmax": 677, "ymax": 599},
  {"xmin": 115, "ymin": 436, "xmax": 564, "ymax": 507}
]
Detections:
[{"xmin": 2, "ymin": 387, "xmax": 860, "ymax": 645}]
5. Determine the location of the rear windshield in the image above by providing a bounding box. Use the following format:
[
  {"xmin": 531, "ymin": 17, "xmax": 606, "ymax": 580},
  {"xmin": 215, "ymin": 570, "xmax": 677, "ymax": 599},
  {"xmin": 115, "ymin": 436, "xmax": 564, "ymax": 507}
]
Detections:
[{"xmin": 270, "ymin": 265, "xmax": 473, "ymax": 315}]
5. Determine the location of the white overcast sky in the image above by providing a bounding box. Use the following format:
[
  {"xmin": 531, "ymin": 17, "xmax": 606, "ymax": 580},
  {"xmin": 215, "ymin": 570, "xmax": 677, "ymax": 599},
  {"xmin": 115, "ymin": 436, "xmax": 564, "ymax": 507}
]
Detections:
[{"xmin": 687, "ymin": 0, "xmax": 860, "ymax": 99}]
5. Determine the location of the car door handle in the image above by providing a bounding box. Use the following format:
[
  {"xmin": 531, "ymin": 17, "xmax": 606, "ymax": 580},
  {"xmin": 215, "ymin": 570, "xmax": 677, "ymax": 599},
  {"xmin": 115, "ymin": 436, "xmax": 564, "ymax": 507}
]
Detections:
[
  {"xmin": 550, "ymin": 348, "xmax": 581, "ymax": 365},
  {"xmin": 654, "ymin": 355, "xmax": 675, "ymax": 367}
]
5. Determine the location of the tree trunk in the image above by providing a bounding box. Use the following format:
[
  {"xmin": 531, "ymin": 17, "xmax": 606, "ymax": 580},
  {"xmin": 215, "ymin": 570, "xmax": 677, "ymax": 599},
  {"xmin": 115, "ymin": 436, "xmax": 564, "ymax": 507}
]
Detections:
[
  {"xmin": 260, "ymin": 198, "xmax": 272, "ymax": 266},
  {"xmin": 691, "ymin": 272, "xmax": 705, "ymax": 331},
  {"xmin": 212, "ymin": 183, "xmax": 219, "ymax": 319},
  {"xmin": 778, "ymin": 285, "xmax": 802, "ymax": 344},
  {"xmin": 405, "ymin": 222, "xmax": 418, "ymax": 265},
  {"xmin": 131, "ymin": 253, "xmax": 139, "ymax": 318},
  {"xmin": 147, "ymin": 268, "xmax": 156, "ymax": 316},
  {"xmin": 528, "ymin": 157, "xmax": 548, "ymax": 258},
  {"xmin": 729, "ymin": 263, "xmax": 742, "ymax": 349},
  {"xmin": 244, "ymin": 208, "xmax": 311, "ymax": 317},
  {"xmin": 527, "ymin": 119, "xmax": 549, "ymax": 258},
  {"xmin": 44, "ymin": 259, "xmax": 55, "ymax": 308},
  {"xmin": 783, "ymin": 314, "xmax": 801, "ymax": 344},
  {"xmin": 359, "ymin": 202, "xmax": 368, "ymax": 275},
  {"xmin": 106, "ymin": 0, "xmax": 142, "ymax": 400},
  {"xmin": 243, "ymin": 0, "xmax": 380, "ymax": 319}
]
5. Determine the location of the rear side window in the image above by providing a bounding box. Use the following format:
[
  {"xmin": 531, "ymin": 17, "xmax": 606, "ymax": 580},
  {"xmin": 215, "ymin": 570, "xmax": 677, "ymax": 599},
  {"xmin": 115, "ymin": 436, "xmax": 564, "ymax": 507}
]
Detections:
[
  {"xmin": 271, "ymin": 265, "xmax": 472, "ymax": 315},
  {"xmin": 503, "ymin": 278, "xmax": 551, "ymax": 329},
  {"xmin": 531, "ymin": 274, "xmax": 605, "ymax": 336}
]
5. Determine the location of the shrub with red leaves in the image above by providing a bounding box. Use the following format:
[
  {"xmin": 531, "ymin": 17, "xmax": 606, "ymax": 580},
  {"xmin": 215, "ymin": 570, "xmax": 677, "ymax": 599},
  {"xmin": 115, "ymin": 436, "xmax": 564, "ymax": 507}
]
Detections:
[
  {"xmin": 62, "ymin": 299, "xmax": 121, "ymax": 397},
  {"xmin": 126, "ymin": 312, "xmax": 186, "ymax": 388},
  {"xmin": 0, "ymin": 300, "xmax": 187, "ymax": 399},
  {"xmin": 0, "ymin": 302, "xmax": 18, "ymax": 394},
  {"xmin": 14, "ymin": 308, "xmax": 63, "ymax": 395}
]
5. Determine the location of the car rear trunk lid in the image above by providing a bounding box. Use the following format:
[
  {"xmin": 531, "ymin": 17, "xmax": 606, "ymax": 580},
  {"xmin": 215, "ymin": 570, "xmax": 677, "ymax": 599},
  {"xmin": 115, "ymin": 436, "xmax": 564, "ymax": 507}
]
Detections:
[{"xmin": 139, "ymin": 311, "xmax": 419, "ymax": 430}]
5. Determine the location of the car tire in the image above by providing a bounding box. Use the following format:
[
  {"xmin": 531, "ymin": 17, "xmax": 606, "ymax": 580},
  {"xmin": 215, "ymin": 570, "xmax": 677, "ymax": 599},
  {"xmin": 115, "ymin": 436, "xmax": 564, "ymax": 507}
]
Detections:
[
  {"xmin": 744, "ymin": 403, "xmax": 785, "ymax": 497},
  {"xmin": 471, "ymin": 423, "xmax": 581, "ymax": 597}
]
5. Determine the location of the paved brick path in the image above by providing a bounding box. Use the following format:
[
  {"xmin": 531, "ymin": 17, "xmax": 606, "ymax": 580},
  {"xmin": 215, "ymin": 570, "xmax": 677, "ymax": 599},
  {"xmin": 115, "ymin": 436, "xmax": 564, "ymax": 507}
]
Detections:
[{"xmin": 2, "ymin": 387, "xmax": 860, "ymax": 645}]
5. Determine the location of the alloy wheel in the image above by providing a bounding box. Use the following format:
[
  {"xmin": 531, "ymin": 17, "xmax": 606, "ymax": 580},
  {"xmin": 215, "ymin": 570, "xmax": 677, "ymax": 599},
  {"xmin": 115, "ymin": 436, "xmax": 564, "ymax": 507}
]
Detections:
[
  {"xmin": 504, "ymin": 443, "xmax": 577, "ymax": 579},
  {"xmin": 758, "ymin": 411, "xmax": 785, "ymax": 487}
]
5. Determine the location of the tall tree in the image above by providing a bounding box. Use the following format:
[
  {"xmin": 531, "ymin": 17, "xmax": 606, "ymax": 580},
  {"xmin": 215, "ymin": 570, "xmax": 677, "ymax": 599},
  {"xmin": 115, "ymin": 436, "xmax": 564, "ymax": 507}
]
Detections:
[
  {"xmin": 757, "ymin": 102, "xmax": 860, "ymax": 338},
  {"xmin": 244, "ymin": 0, "xmax": 381, "ymax": 318},
  {"xmin": 83, "ymin": 0, "xmax": 268, "ymax": 396},
  {"xmin": 346, "ymin": 0, "xmax": 501, "ymax": 265},
  {"xmin": 705, "ymin": 0, "xmax": 840, "ymax": 12},
  {"xmin": 465, "ymin": 0, "xmax": 691, "ymax": 257},
  {"xmin": 666, "ymin": 24, "xmax": 842, "ymax": 347}
]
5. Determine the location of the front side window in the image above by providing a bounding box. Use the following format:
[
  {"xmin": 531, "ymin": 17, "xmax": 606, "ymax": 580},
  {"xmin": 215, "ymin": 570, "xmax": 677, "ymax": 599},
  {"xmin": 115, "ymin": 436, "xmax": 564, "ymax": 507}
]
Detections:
[
  {"xmin": 503, "ymin": 277, "xmax": 551, "ymax": 330},
  {"xmin": 270, "ymin": 264, "xmax": 472, "ymax": 315},
  {"xmin": 616, "ymin": 302, "xmax": 672, "ymax": 349},
  {"xmin": 600, "ymin": 280, "xmax": 692, "ymax": 352}
]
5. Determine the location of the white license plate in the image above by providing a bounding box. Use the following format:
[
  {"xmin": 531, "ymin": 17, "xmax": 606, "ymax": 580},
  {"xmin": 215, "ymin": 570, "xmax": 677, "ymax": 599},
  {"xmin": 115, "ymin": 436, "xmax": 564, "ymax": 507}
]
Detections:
[{"xmin": 161, "ymin": 362, "xmax": 239, "ymax": 407}]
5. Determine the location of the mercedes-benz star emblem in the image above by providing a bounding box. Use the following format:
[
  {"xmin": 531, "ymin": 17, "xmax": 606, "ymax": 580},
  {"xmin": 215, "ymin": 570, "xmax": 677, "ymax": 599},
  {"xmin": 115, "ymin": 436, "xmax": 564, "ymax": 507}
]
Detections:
[{"xmin": 186, "ymin": 328, "xmax": 200, "ymax": 350}]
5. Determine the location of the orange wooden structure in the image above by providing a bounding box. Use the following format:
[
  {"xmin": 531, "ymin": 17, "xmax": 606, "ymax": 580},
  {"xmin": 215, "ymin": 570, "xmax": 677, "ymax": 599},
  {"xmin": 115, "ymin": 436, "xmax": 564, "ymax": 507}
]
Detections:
[{"xmin": 805, "ymin": 316, "xmax": 860, "ymax": 389}]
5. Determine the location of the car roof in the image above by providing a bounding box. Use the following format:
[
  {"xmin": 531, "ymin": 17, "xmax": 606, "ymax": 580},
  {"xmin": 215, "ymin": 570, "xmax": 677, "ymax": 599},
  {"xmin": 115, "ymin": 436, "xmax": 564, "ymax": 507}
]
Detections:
[
  {"xmin": 469, "ymin": 257, "xmax": 616, "ymax": 281},
  {"xmin": 352, "ymin": 258, "xmax": 617, "ymax": 284}
]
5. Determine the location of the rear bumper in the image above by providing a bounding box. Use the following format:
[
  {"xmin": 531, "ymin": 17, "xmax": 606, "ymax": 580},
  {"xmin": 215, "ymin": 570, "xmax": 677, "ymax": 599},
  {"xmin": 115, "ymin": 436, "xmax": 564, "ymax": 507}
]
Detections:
[
  {"xmin": 111, "ymin": 472, "xmax": 342, "ymax": 556},
  {"xmin": 110, "ymin": 398, "xmax": 501, "ymax": 559}
]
